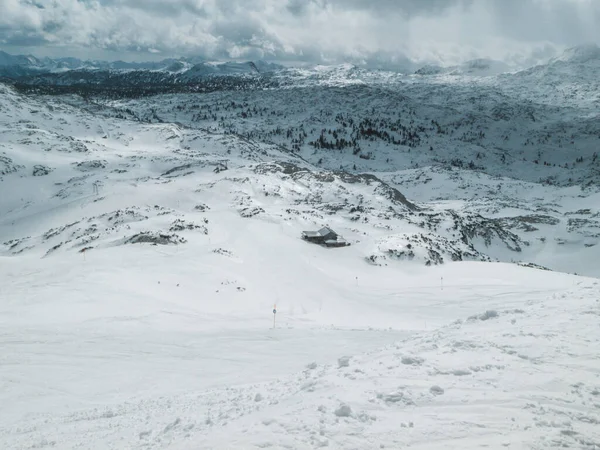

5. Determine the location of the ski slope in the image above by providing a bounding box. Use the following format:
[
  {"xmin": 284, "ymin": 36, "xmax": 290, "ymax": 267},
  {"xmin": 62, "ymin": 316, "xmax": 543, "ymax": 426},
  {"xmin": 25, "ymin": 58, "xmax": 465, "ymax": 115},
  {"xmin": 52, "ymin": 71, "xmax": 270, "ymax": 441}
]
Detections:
[
  {"xmin": 1, "ymin": 55, "xmax": 600, "ymax": 449},
  {"xmin": 2, "ymin": 249, "xmax": 599, "ymax": 449}
]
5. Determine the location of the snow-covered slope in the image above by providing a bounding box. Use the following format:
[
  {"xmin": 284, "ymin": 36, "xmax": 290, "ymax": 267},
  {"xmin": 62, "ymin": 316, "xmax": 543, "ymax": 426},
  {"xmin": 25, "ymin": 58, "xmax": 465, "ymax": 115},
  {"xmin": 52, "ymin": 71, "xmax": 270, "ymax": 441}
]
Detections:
[
  {"xmin": 2, "ymin": 81, "xmax": 598, "ymax": 275},
  {"xmin": 493, "ymin": 44, "xmax": 600, "ymax": 109},
  {"xmin": 3, "ymin": 251, "xmax": 599, "ymax": 449},
  {"xmin": 96, "ymin": 46, "xmax": 599, "ymax": 188},
  {"xmin": 414, "ymin": 58, "xmax": 514, "ymax": 77},
  {"xmin": 1, "ymin": 45, "xmax": 600, "ymax": 449}
]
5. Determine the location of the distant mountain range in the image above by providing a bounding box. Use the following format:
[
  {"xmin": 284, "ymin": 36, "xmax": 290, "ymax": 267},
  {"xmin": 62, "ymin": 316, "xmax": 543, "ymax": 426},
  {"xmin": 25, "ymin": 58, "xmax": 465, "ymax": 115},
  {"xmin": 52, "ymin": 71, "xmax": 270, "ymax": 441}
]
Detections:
[
  {"xmin": 0, "ymin": 50, "xmax": 284, "ymax": 81},
  {"xmin": 1, "ymin": 44, "xmax": 599, "ymax": 88}
]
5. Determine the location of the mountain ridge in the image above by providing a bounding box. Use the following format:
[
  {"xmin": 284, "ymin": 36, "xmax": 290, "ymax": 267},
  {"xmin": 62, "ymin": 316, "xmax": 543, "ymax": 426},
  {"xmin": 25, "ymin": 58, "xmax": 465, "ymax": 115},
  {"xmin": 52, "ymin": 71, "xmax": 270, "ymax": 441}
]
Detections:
[{"xmin": 2, "ymin": 44, "xmax": 598, "ymax": 80}]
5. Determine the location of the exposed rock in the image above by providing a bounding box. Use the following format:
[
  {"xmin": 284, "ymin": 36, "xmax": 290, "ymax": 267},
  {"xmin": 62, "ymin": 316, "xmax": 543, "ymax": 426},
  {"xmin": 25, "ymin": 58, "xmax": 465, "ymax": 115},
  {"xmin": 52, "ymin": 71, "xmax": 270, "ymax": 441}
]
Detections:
[
  {"xmin": 125, "ymin": 232, "xmax": 186, "ymax": 246},
  {"xmin": 32, "ymin": 165, "xmax": 52, "ymax": 176},
  {"xmin": 239, "ymin": 206, "xmax": 265, "ymax": 218},
  {"xmin": 73, "ymin": 160, "xmax": 107, "ymax": 171}
]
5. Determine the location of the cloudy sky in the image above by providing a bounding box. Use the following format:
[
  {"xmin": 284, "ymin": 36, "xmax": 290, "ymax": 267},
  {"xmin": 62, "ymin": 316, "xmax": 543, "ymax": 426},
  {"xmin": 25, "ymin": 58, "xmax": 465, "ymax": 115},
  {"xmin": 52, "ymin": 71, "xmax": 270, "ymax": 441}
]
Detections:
[{"xmin": 0, "ymin": 0, "xmax": 598, "ymax": 67}]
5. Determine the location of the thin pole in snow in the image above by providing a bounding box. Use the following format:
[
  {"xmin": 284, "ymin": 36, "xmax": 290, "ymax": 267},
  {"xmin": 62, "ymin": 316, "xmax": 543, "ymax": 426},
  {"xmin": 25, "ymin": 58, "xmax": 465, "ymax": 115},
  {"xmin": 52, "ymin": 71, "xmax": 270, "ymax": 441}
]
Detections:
[
  {"xmin": 272, "ymin": 304, "xmax": 277, "ymax": 329},
  {"xmin": 356, "ymin": 276, "xmax": 358, "ymax": 286},
  {"xmin": 441, "ymin": 276, "xmax": 443, "ymax": 291}
]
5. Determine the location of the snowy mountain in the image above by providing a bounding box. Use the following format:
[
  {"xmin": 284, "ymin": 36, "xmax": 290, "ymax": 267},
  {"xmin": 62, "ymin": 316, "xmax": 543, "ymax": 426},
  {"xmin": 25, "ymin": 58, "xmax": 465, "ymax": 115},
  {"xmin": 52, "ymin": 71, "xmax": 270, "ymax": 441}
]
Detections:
[
  {"xmin": 1, "ymin": 45, "xmax": 600, "ymax": 449},
  {"xmin": 0, "ymin": 50, "xmax": 41, "ymax": 67},
  {"xmin": 495, "ymin": 44, "xmax": 600, "ymax": 109},
  {"xmin": 0, "ymin": 50, "xmax": 284, "ymax": 83},
  {"xmin": 414, "ymin": 58, "xmax": 514, "ymax": 77}
]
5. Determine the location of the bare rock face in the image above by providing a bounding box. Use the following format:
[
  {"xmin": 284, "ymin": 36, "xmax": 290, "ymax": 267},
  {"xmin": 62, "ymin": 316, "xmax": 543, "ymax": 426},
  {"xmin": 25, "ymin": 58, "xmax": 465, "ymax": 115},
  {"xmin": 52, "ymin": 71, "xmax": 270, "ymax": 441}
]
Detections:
[
  {"xmin": 125, "ymin": 232, "xmax": 186, "ymax": 246},
  {"xmin": 0, "ymin": 155, "xmax": 24, "ymax": 175},
  {"xmin": 33, "ymin": 165, "xmax": 52, "ymax": 176},
  {"xmin": 73, "ymin": 160, "xmax": 107, "ymax": 171},
  {"xmin": 239, "ymin": 206, "xmax": 265, "ymax": 218}
]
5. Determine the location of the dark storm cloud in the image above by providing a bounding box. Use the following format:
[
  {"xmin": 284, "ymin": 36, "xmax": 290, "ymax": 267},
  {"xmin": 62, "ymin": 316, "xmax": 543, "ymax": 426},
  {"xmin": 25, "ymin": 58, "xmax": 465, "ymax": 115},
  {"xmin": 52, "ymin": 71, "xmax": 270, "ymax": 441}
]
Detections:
[{"xmin": 0, "ymin": 0, "xmax": 598, "ymax": 66}]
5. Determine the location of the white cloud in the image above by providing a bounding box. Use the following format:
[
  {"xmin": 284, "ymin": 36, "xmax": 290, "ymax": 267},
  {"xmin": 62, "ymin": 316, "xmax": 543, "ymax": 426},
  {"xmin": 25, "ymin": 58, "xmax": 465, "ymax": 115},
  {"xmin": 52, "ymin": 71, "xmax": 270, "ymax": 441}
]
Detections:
[{"xmin": 0, "ymin": 0, "xmax": 598, "ymax": 66}]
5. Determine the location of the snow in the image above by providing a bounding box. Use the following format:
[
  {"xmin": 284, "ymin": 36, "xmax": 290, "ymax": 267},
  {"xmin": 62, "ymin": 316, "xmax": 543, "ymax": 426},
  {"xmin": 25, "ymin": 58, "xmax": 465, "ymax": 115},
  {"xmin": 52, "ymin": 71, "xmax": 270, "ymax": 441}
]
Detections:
[
  {"xmin": 2, "ymin": 251, "xmax": 599, "ymax": 449},
  {"xmin": 1, "ymin": 52, "xmax": 600, "ymax": 449}
]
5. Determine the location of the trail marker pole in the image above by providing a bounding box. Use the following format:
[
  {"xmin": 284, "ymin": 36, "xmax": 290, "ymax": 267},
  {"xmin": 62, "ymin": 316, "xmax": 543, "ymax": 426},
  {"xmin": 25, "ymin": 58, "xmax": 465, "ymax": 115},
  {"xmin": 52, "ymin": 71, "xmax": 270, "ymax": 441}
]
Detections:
[
  {"xmin": 272, "ymin": 304, "xmax": 277, "ymax": 329},
  {"xmin": 356, "ymin": 276, "xmax": 358, "ymax": 286},
  {"xmin": 441, "ymin": 276, "xmax": 443, "ymax": 291}
]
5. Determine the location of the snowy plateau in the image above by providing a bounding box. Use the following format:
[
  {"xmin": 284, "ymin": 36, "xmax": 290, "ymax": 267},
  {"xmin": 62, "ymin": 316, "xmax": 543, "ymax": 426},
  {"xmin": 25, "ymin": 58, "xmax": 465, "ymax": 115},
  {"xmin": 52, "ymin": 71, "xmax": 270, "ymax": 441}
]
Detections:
[{"xmin": 1, "ymin": 45, "xmax": 600, "ymax": 449}]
